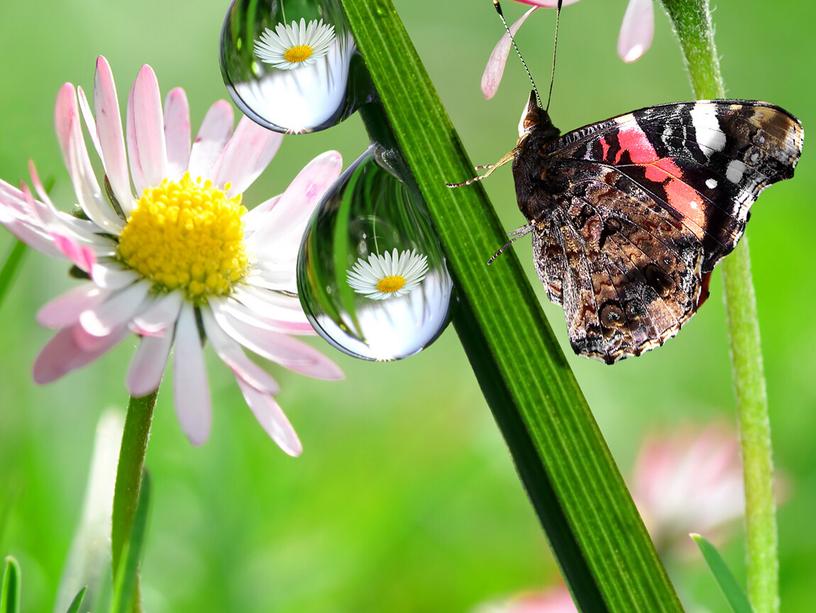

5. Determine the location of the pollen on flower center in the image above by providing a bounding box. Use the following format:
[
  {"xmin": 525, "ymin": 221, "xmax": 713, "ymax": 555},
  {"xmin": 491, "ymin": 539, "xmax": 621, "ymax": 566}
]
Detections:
[
  {"xmin": 117, "ymin": 173, "xmax": 249, "ymax": 301},
  {"xmin": 375, "ymin": 275, "xmax": 407, "ymax": 294},
  {"xmin": 283, "ymin": 44, "xmax": 314, "ymax": 64}
]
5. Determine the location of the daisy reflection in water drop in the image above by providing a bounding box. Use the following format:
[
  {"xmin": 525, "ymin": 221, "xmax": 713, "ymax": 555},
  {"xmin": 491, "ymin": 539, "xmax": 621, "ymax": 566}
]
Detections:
[
  {"xmin": 255, "ymin": 18, "xmax": 336, "ymax": 71},
  {"xmin": 347, "ymin": 249, "xmax": 429, "ymax": 301}
]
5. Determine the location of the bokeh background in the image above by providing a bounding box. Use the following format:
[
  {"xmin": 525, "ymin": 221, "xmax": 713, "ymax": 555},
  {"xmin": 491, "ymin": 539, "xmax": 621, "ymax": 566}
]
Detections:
[{"xmin": 0, "ymin": 0, "xmax": 814, "ymax": 611}]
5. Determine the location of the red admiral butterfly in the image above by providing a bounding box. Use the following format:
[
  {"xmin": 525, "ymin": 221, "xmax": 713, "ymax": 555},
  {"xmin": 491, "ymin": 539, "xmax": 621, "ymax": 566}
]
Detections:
[{"xmin": 453, "ymin": 2, "xmax": 804, "ymax": 363}]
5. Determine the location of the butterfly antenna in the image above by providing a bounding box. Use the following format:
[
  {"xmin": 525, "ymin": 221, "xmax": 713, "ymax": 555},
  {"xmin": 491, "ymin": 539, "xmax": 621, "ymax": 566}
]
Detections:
[
  {"xmin": 544, "ymin": 0, "xmax": 563, "ymax": 113},
  {"xmin": 492, "ymin": 0, "xmax": 542, "ymax": 109},
  {"xmin": 487, "ymin": 223, "xmax": 534, "ymax": 265}
]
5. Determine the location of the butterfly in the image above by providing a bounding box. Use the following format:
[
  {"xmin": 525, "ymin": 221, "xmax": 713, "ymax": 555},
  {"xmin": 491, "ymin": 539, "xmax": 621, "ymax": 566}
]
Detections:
[{"xmin": 457, "ymin": 92, "xmax": 803, "ymax": 363}]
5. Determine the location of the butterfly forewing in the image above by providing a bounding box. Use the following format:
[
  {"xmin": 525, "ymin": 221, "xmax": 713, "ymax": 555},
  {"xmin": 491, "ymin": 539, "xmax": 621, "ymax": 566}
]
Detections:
[{"xmin": 514, "ymin": 99, "xmax": 803, "ymax": 363}]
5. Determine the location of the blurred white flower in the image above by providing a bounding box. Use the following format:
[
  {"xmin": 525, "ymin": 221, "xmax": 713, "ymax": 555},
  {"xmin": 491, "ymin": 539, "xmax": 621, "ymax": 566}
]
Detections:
[{"xmin": 475, "ymin": 585, "xmax": 576, "ymax": 613}]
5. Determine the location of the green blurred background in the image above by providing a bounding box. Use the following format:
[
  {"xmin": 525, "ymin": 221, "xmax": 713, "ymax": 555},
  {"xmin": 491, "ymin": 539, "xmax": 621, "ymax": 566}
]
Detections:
[{"xmin": 0, "ymin": 0, "xmax": 813, "ymax": 611}]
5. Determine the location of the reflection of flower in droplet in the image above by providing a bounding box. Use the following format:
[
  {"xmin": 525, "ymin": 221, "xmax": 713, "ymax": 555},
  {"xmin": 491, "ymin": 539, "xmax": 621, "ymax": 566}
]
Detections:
[
  {"xmin": 347, "ymin": 248, "xmax": 428, "ymax": 300},
  {"xmin": 255, "ymin": 18, "xmax": 336, "ymax": 71}
]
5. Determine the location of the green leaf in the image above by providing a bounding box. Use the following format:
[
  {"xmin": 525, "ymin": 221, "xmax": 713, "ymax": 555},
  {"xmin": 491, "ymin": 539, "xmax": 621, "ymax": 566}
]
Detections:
[
  {"xmin": 0, "ymin": 241, "xmax": 27, "ymax": 312},
  {"xmin": 65, "ymin": 587, "xmax": 87, "ymax": 613},
  {"xmin": 339, "ymin": 0, "xmax": 682, "ymax": 609},
  {"xmin": 110, "ymin": 472, "xmax": 151, "ymax": 613},
  {"xmin": 0, "ymin": 556, "xmax": 21, "ymax": 613},
  {"xmin": 691, "ymin": 534, "xmax": 754, "ymax": 613}
]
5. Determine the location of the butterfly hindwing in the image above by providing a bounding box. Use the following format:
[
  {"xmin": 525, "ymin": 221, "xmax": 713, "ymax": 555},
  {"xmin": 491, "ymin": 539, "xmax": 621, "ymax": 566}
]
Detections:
[{"xmin": 512, "ymin": 98, "xmax": 803, "ymax": 362}]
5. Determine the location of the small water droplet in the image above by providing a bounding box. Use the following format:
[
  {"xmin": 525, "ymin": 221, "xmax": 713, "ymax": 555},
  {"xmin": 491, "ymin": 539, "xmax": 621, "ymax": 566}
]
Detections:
[
  {"xmin": 220, "ymin": 0, "xmax": 370, "ymax": 133},
  {"xmin": 297, "ymin": 146, "xmax": 453, "ymax": 361}
]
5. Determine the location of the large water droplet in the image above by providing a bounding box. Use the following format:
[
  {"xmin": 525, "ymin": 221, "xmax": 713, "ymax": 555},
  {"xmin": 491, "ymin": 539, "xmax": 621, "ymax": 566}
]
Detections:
[
  {"xmin": 297, "ymin": 145, "xmax": 453, "ymax": 361},
  {"xmin": 220, "ymin": 0, "xmax": 369, "ymax": 133}
]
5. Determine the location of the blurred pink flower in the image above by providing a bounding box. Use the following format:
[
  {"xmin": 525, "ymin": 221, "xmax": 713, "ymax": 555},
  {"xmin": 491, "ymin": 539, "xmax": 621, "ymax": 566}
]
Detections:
[
  {"xmin": 481, "ymin": 0, "xmax": 655, "ymax": 99},
  {"xmin": 631, "ymin": 424, "xmax": 744, "ymax": 551},
  {"xmin": 0, "ymin": 57, "xmax": 344, "ymax": 453},
  {"xmin": 477, "ymin": 585, "xmax": 576, "ymax": 613}
]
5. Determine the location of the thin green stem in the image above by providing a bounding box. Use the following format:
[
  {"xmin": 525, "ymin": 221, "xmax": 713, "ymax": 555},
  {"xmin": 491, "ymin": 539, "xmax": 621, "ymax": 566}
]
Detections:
[
  {"xmin": 111, "ymin": 391, "xmax": 159, "ymax": 613},
  {"xmin": 0, "ymin": 241, "xmax": 27, "ymax": 311},
  {"xmin": 661, "ymin": 1, "xmax": 778, "ymax": 611}
]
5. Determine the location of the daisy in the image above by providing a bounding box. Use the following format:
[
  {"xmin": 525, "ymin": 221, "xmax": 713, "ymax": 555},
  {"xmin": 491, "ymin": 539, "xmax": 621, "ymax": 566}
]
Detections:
[
  {"xmin": 0, "ymin": 56, "xmax": 345, "ymax": 454},
  {"xmin": 255, "ymin": 18, "xmax": 336, "ymax": 71},
  {"xmin": 347, "ymin": 248, "xmax": 428, "ymax": 301},
  {"xmin": 228, "ymin": 23, "xmax": 356, "ymax": 133},
  {"xmin": 481, "ymin": 0, "xmax": 654, "ymax": 99}
]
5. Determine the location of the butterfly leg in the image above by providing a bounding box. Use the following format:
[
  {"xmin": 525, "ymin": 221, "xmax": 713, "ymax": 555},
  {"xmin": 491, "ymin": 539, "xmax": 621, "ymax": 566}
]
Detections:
[
  {"xmin": 487, "ymin": 222, "xmax": 534, "ymax": 265},
  {"xmin": 446, "ymin": 149, "xmax": 515, "ymax": 188}
]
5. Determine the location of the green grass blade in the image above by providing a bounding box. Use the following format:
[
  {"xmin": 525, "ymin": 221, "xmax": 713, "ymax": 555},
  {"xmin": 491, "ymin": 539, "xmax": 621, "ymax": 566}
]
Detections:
[
  {"xmin": 65, "ymin": 587, "xmax": 87, "ymax": 613},
  {"xmin": 691, "ymin": 533, "xmax": 754, "ymax": 613},
  {"xmin": 339, "ymin": 0, "xmax": 682, "ymax": 609},
  {"xmin": 0, "ymin": 556, "xmax": 21, "ymax": 613},
  {"xmin": 110, "ymin": 472, "xmax": 151, "ymax": 613},
  {"xmin": 0, "ymin": 241, "xmax": 27, "ymax": 312}
]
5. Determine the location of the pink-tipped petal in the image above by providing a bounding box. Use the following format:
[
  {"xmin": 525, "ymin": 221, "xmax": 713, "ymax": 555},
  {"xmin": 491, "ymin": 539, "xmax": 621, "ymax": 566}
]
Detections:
[
  {"xmin": 55, "ymin": 84, "xmax": 123, "ymax": 233},
  {"xmin": 27, "ymin": 161, "xmax": 56, "ymax": 208},
  {"xmin": 131, "ymin": 291, "xmax": 183, "ymax": 336},
  {"xmin": 618, "ymin": 0, "xmax": 654, "ymax": 63},
  {"xmin": 211, "ymin": 297, "xmax": 316, "ymax": 337},
  {"xmin": 213, "ymin": 117, "xmax": 283, "ymax": 195},
  {"xmin": 127, "ymin": 332, "xmax": 173, "ymax": 397},
  {"xmin": 94, "ymin": 57, "xmax": 134, "ymax": 212},
  {"xmin": 200, "ymin": 308, "xmax": 279, "ymax": 394},
  {"xmin": 34, "ymin": 324, "xmax": 126, "ymax": 384},
  {"xmin": 126, "ymin": 65, "xmax": 168, "ymax": 193},
  {"xmin": 212, "ymin": 305, "xmax": 343, "ymax": 381},
  {"xmin": 236, "ymin": 378, "xmax": 302, "ymax": 456},
  {"xmin": 248, "ymin": 150, "xmax": 342, "ymax": 252},
  {"xmin": 481, "ymin": 7, "xmax": 537, "ymax": 100},
  {"xmin": 79, "ymin": 282, "xmax": 150, "ymax": 337},
  {"xmin": 37, "ymin": 284, "xmax": 108, "ymax": 329},
  {"xmin": 173, "ymin": 305, "xmax": 212, "ymax": 446},
  {"xmin": 53, "ymin": 234, "xmax": 96, "ymax": 272},
  {"xmin": 164, "ymin": 88, "xmax": 191, "ymax": 181},
  {"xmin": 188, "ymin": 100, "xmax": 234, "ymax": 181},
  {"xmin": 76, "ymin": 86, "xmax": 103, "ymax": 160}
]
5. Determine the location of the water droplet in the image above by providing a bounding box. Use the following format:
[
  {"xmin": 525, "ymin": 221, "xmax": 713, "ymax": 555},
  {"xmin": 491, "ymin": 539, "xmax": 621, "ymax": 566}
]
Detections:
[
  {"xmin": 220, "ymin": 0, "xmax": 370, "ymax": 133},
  {"xmin": 297, "ymin": 146, "xmax": 453, "ymax": 361}
]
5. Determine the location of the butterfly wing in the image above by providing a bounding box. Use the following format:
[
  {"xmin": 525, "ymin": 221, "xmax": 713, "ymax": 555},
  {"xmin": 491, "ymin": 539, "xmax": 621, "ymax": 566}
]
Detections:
[{"xmin": 516, "ymin": 100, "xmax": 803, "ymax": 362}]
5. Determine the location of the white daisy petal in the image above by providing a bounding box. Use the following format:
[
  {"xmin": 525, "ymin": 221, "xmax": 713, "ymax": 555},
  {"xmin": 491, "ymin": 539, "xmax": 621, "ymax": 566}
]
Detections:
[
  {"xmin": 255, "ymin": 19, "xmax": 336, "ymax": 71},
  {"xmin": 346, "ymin": 248, "xmax": 430, "ymax": 301}
]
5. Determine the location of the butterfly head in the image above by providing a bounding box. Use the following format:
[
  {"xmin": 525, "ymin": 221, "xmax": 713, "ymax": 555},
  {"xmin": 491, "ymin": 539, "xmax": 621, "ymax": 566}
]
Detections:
[{"xmin": 518, "ymin": 90, "xmax": 559, "ymax": 143}]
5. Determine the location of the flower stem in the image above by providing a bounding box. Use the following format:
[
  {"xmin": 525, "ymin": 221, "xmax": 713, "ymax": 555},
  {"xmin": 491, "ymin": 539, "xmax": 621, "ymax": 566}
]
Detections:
[
  {"xmin": 661, "ymin": 1, "xmax": 778, "ymax": 611},
  {"xmin": 111, "ymin": 391, "xmax": 159, "ymax": 612},
  {"xmin": 0, "ymin": 241, "xmax": 27, "ymax": 311}
]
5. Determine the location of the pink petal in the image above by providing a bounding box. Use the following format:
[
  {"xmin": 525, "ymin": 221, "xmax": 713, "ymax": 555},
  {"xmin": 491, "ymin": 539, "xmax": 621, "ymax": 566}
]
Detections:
[
  {"xmin": 211, "ymin": 297, "xmax": 316, "ymax": 337},
  {"xmin": 187, "ymin": 101, "xmax": 234, "ymax": 181},
  {"xmin": 231, "ymin": 287, "xmax": 311, "ymax": 330},
  {"xmin": 213, "ymin": 117, "xmax": 283, "ymax": 196},
  {"xmin": 127, "ymin": 332, "xmax": 173, "ymax": 397},
  {"xmin": 76, "ymin": 86, "xmax": 103, "ymax": 161},
  {"xmin": 236, "ymin": 378, "xmax": 302, "ymax": 456},
  {"xmin": 94, "ymin": 56, "xmax": 134, "ymax": 211},
  {"xmin": 618, "ymin": 0, "xmax": 654, "ymax": 63},
  {"xmin": 164, "ymin": 88, "xmax": 191, "ymax": 181},
  {"xmin": 55, "ymin": 84, "xmax": 123, "ymax": 233},
  {"xmin": 248, "ymin": 150, "xmax": 342, "ymax": 252},
  {"xmin": 243, "ymin": 194, "xmax": 281, "ymax": 226},
  {"xmin": 53, "ymin": 233, "xmax": 96, "ymax": 272},
  {"xmin": 37, "ymin": 283, "xmax": 108, "ymax": 329},
  {"xmin": 126, "ymin": 65, "xmax": 168, "ymax": 193},
  {"xmin": 79, "ymin": 282, "xmax": 150, "ymax": 337},
  {"xmin": 173, "ymin": 305, "xmax": 211, "ymax": 446},
  {"xmin": 34, "ymin": 324, "xmax": 126, "ymax": 384},
  {"xmin": 481, "ymin": 7, "xmax": 538, "ymax": 100},
  {"xmin": 200, "ymin": 308, "xmax": 279, "ymax": 394},
  {"xmin": 27, "ymin": 161, "xmax": 56, "ymax": 209},
  {"xmin": 212, "ymin": 304, "xmax": 343, "ymax": 380},
  {"xmin": 131, "ymin": 291, "xmax": 183, "ymax": 336}
]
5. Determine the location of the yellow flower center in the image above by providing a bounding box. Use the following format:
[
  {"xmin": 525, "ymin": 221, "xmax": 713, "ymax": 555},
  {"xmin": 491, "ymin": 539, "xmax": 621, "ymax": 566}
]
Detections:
[
  {"xmin": 117, "ymin": 173, "xmax": 249, "ymax": 301},
  {"xmin": 376, "ymin": 275, "xmax": 406, "ymax": 294},
  {"xmin": 283, "ymin": 44, "xmax": 314, "ymax": 64}
]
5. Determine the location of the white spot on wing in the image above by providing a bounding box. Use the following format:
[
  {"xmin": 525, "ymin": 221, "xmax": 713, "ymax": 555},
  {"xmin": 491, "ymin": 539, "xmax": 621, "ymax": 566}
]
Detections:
[
  {"xmin": 726, "ymin": 160, "xmax": 746, "ymax": 184},
  {"xmin": 706, "ymin": 178, "xmax": 718, "ymax": 189},
  {"xmin": 691, "ymin": 103, "xmax": 726, "ymax": 156}
]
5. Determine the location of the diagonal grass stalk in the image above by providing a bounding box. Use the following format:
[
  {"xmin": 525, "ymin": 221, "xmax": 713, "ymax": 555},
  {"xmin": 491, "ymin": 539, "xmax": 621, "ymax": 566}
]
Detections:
[{"xmin": 340, "ymin": 0, "xmax": 682, "ymax": 608}]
